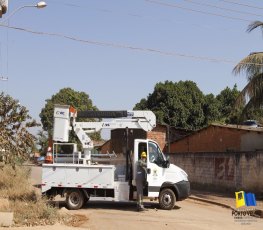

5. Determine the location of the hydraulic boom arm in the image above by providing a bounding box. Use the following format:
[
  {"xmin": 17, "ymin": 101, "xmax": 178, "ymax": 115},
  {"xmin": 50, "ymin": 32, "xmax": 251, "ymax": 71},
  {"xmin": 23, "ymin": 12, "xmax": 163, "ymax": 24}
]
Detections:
[{"xmin": 52, "ymin": 105, "xmax": 156, "ymax": 164}]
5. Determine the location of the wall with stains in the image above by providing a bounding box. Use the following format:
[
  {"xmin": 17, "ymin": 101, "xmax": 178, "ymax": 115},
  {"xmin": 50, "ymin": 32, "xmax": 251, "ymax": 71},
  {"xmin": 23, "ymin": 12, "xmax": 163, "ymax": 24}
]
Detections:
[{"xmin": 169, "ymin": 151, "xmax": 263, "ymax": 194}]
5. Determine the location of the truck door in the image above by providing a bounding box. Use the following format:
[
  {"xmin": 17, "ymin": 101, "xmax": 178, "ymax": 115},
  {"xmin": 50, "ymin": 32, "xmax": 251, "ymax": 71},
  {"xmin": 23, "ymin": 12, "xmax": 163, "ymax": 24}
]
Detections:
[
  {"xmin": 133, "ymin": 140, "xmax": 166, "ymax": 197},
  {"xmin": 133, "ymin": 140, "xmax": 148, "ymax": 186},
  {"xmin": 147, "ymin": 141, "xmax": 166, "ymax": 197}
]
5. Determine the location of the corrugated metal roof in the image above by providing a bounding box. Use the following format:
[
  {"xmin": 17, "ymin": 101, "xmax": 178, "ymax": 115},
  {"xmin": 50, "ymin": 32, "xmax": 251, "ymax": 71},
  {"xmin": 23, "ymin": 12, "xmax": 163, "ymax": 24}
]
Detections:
[
  {"xmin": 210, "ymin": 123, "xmax": 263, "ymax": 132},
  {"xmin": 171, "ymin": 123, "xmax": 263, "ymax": 144}
]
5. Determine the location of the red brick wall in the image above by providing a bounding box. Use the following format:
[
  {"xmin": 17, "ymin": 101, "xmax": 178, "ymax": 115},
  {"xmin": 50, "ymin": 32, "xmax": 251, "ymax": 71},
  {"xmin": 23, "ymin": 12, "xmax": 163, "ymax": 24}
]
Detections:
[
  {"xmin": 99, "ymin": 125, "xmax": 168, "ymax": 154},
  {"xmin": 147, "ymin": 125, "xmax": 167, "ymax": 152},
  {"xmin": 170, "ymin": 126, "xmax": 250, "ymax": 153},
  {"xmin": 100, "ymin": 140, "xmax": 111, "ymax": 154}
]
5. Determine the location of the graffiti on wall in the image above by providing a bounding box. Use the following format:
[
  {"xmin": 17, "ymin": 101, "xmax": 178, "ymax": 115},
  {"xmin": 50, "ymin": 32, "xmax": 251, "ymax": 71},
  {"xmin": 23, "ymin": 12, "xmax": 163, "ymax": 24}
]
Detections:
[{"xmin": 214, "ymin": 157, "xmax": 235, "ymax": 181}]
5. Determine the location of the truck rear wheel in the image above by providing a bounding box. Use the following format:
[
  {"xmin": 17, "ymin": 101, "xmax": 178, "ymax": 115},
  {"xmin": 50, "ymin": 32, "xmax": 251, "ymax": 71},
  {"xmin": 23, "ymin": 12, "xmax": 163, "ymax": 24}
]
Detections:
[
  {"xmin": 66, "ymin": 189, "xmax": 84, "ymax": 210},
  {"xmin": 159, "ymin": 188, "xmax": 176, "ymax": 210}
]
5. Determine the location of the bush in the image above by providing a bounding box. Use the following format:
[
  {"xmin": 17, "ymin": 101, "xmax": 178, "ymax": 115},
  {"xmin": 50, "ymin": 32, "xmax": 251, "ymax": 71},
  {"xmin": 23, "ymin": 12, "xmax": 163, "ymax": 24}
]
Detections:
[
  {"xmin": 0, "ymin": 165, "xmax": 85, "ymax": 227},
  {"xmin": 0, "ymin": 166, "xmax": 36, "ymax": 201},
  {"xmin": 11, "ymin": 198, "xmax": 58, "ymax": 226},
  {"xmin": 0, "ymin": 165, "xmax": 58, "ymax": 226}
]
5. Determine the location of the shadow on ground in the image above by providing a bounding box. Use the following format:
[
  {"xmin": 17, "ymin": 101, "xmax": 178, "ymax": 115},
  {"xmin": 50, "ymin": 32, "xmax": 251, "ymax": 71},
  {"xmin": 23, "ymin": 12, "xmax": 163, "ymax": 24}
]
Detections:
[{"xmin": 48, "ymin": 200, "xmax": 181, "ymax": 212}]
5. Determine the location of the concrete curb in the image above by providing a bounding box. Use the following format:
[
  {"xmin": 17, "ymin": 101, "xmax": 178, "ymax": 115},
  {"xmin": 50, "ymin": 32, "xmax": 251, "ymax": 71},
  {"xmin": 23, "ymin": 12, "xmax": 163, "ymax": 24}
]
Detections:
[
  {"xmin": 189, "ymin": 196, "xmax": 234, "ymax": 210},
  {"xmin": 189, "ymin": 195, "xmax": 263, "ymax": 219},
  {"xmin": 0, "ymin": 212, "xmax": 13, "ymax": 227}
]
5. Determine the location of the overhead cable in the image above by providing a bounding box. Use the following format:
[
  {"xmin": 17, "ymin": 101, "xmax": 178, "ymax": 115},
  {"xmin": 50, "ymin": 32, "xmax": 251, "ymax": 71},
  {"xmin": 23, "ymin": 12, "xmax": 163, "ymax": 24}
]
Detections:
[
  {"xmin": 145, "ymin": 0, "xmax": 250, "ymax": 22},
  {"xmin": 0, "ymin": 23, "xmax": 262, "ymax": 67},
  {"xmin": 181, "ymin": 0, "xmax": 263, "ymax": 17},
  {"xmin": 221, "ymin": 0, "xmax": 263, "ymax": 10}
]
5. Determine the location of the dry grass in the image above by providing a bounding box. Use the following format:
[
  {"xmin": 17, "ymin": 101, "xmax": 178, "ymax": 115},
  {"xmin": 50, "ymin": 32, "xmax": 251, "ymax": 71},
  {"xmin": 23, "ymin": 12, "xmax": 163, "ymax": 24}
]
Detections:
[
  {"xmin": 10, "ymin": 198, "xmax": 59, "ymax": 226},
  {"xmin": 0, "ymin": 165, "xmax": 59, "ymax": 226},
  {"xmin": 0, "ymin": 165, "xmax": 36, "ymax": 201},
  {"xmin": 0, "ymin": 165, "xmax": 86, "ymax": 227}
]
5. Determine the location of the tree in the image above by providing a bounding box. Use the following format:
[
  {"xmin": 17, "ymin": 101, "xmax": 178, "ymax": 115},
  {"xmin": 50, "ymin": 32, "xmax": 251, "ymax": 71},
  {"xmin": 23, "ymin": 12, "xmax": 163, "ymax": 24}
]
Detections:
[
  {"xmin": 36, "ymin": 130, "xmax": 48, "ymax": 155},
  {"xmin": 0, "ymin": 92, "xmax": 39, "ymax": 164},
  {"xmin": 215, "ymin": 84, "xmax": 243, "ymax": 124},
  {"xmin": 134, "ymin": 81, "xmax": 249, "ymax": 129},
  {"xmin": 40, "ymin": 88, "xmax": 100, "ymax": 141},
  {"xmin": 203, "ymin": 93, "xmax": 221, "ymax": 125},
  {"xmin": 216, "ymin": 85, "xmax": 240, "ymax": 117},
  {"xmin": 134, "ymin": 81, "xmax": 206, "ymax": 130},
  {"xmin": 0, "ymin": 0, "xmax": 8, "ymax": 17},
  {"xmin": 233, "ymin": 21, "xmax": 263, "ymax": 117}
]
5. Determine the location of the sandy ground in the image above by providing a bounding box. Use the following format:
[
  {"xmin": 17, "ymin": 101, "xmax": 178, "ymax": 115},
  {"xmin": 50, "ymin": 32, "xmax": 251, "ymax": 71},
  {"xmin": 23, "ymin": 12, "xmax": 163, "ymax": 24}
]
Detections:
[
  {"xmin": 3, "ymin": 165, "xmax": 259, "ymax": 230},
  {"xmin": 1, "ymin": 199, "xmax": 262, "ymax": 230}
]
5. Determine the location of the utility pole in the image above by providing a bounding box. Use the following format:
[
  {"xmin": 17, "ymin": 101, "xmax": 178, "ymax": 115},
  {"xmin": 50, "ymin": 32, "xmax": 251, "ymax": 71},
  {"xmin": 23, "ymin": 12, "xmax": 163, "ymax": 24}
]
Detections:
[{"xmin": 0, "ymin": 0, "xmax": 8, "ymax": 18}]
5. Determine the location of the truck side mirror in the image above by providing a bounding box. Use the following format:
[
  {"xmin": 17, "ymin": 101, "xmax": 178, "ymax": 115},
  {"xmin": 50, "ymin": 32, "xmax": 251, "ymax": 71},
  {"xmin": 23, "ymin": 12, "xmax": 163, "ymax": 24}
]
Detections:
[{"xmin": 165, "ymin": 155, "xmax": 170, "ymax": 168}]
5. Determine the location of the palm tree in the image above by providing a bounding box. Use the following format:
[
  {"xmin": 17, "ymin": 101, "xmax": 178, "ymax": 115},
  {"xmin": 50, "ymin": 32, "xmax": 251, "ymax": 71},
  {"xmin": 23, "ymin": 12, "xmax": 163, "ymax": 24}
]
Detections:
[{"xmin": 233, "ymin": 21, "xmax": 263, "ymax": 117}]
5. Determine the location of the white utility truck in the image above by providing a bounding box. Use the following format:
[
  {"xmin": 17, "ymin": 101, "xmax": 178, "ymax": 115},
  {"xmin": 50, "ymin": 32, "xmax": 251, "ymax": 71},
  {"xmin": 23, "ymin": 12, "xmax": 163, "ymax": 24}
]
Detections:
[{"xmin": 41, "ymin": 105, "xmax": 190, "ymax": 210}]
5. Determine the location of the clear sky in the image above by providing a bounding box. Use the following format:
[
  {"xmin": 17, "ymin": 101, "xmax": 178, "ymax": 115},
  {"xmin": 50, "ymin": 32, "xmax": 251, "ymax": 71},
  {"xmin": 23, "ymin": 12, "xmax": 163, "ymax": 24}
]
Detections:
[{"xmin": 0, "ymin": 0, "xmax": 263, "ymax": 124}]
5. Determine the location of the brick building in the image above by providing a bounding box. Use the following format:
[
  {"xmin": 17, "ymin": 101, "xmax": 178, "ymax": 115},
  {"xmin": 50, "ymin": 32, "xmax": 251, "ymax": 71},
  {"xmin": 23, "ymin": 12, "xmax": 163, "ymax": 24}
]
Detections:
[
  {"xmin": 170, "ymin": 124, "xmax": 263, "ymax": 153},
  {"xmin": 99, "ymin": 124, "xmax": 191, "ymax": 154}
]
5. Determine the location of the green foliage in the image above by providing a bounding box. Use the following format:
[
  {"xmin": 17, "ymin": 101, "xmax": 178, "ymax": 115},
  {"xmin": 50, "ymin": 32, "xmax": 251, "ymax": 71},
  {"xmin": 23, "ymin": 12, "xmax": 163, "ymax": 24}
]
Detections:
[
  {"xmin": 134, "ymin": 81, "xmax": 253, "ymax": 130},
  {"xmin": 36, "ymin": 130, "xmax": 48, "ymax": 155},
  {"xmin": 216, "ymin": 85, "xmax": 240, "ymax": 117},
  {"xmin": 134, "ymin": 81, "xmax": 206, "ymax": 130},
  {"xmin": 0, "ymin": 93, "xmax": 39, "ymax": 164},
  {"xmin": 233, "ymin": 21, "xmax": 263, "ymax": 118},
  {"xmin": 216, "ymin": 84, "xmax": 243, "ymax": 123},
  {"xmin": 203, "ymin": 94, "xmax": 221, "ymax": 125},
  {"xmin": 39, "ymin": 88, "xmax": 101, "ymax": 141}
]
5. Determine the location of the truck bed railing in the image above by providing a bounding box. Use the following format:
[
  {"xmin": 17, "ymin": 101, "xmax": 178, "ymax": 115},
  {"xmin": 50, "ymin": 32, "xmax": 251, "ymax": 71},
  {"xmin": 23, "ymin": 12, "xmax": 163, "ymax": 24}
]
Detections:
[{"xmin": 52, "ymin": 143, "xmax": 118, "ymax": 164}]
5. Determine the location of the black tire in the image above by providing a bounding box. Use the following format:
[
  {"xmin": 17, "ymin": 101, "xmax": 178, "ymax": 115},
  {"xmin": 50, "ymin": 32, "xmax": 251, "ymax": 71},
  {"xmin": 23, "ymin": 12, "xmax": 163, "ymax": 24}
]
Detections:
[
  {"xmin": 66, "ymin": 189, "xmax": 85, "ymax": 210},
  {"xmin": 159, "ymin": 188, "xmax": 176, "ymax": 210},
  {"xmin": 83, "ymin": 196, "xmax": 90, "ymax": 205}
]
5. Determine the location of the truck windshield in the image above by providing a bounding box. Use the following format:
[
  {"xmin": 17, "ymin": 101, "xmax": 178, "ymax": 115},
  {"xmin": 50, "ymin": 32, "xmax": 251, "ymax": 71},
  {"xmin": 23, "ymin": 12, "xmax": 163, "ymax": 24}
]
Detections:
[{"xmin": 148, "ymin": 141, "xmax": 165, "ymax": 167}]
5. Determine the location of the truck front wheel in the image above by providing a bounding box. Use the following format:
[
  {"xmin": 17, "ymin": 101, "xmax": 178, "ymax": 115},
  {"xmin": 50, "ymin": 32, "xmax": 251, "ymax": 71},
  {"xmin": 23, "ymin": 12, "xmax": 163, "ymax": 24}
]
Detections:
[
  {"xmin": 159, "ymin": 188, "xmax": 176, "ymax": 210},
  {"xmin": 66, "ymin": 189, "xmax": 84, "ymax": 210}
]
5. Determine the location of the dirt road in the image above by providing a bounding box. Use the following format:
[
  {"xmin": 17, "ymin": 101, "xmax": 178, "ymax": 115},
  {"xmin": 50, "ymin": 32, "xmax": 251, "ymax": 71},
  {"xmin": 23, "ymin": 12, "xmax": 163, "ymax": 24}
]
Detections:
[
  {"xmin": 2, "ymin": 198, "xmax": 262, "ymax": 230},
  {"xmin": 18, "ymin": 165, "xmax": 261, "ymax": 230},
  {"xmin": 76, "ymin": 199, "xmax": 262, "ymax": 230}
]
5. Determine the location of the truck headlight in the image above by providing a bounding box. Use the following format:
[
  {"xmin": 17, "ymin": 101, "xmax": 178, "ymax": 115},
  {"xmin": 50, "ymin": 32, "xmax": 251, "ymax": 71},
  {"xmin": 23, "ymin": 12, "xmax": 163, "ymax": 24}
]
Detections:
[{"xmin": 181, "ymin": 170, "xmax": 188, "ymax": 179}]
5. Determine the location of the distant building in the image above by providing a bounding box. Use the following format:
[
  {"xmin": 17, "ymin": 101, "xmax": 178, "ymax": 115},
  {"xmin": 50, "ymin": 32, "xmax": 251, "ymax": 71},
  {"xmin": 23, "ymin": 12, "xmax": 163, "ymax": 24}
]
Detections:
[
  {"xmin": 170, "ymin": 124, "xmax": 263, "ymax": 153},
  {"xmin": 99, "ymin": 124, "xmax": 192, "ymax": 154}
]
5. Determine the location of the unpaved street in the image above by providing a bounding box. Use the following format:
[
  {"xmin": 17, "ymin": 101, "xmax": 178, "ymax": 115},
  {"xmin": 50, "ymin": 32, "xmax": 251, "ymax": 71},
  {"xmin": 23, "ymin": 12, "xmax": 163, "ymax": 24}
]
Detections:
[
  {"xmin": 15, "ymin": 165, "xmax": 260, "ymax": 230},
  {"xmin": 2, "ymin": 198, "xmax": 262, "ymax": 230},
  {"xmin": 74, "ymin": 199, "xmax": 262, "ymax": 230}
]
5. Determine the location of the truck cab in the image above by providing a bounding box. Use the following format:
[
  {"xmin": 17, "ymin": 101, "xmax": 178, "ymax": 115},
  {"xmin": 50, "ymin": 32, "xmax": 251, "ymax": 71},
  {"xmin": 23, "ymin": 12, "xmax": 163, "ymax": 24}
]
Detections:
[{"xmin": 133, "ymin": 139, "xmax": 190, "ymax": 209}]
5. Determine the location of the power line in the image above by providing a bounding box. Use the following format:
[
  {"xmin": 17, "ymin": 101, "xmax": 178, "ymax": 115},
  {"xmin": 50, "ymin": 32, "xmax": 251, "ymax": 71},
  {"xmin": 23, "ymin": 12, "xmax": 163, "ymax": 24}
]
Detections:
[
  {"xmin": 181, "ymin": 0, "xmax": 263, "ymax": 17},
  {"xmin": 52, "ymin": 0, "xmax": 251, "ymax": 23},
  {"xmin": 145, "ymin": 0, "xmax": 250, "ymax": 22},
  {"xmin": 221, "ymin": 0, "xmax": 263, "ymax": 10},
  {"xmin": 49, "ymin": 0, "xmax": 245, "ymax": 33},
  {"xmin": 0, "ymin": 23, "xmax": 262, "ymax": 67}
]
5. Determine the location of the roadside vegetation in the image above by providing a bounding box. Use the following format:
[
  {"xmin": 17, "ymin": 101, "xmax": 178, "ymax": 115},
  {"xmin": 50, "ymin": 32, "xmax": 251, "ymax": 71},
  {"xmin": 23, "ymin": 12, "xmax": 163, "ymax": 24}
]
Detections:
[
  {"xmin": 0, "ymin": 93, "xmax": 84, "ymax": 226},
  {"xmin": 0, "ymin": 165, "xmax": 86, "ymax": 226},
  {"xmin": 0, "ymin": 165, "xmax": 59, "ymax": 226}
]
